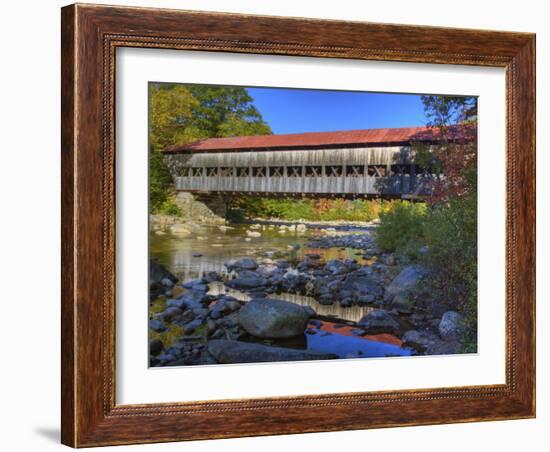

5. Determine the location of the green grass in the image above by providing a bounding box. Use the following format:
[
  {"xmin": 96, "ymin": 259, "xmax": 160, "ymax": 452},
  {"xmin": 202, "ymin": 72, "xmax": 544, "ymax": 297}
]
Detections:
[
  {"xmin": 376, "ymin": 201, "xmax": 427, "ymax": 254},
  {"xmin": 227, "ymin": 196, "xmax": 389, "ymax": 222},
  {"xmin": 375, "ymin": 197, "xmax": 478, "ymax": 347},
  {"xmin": 158, "ymin": 197, "xmax": 183, "ymax": 216}
]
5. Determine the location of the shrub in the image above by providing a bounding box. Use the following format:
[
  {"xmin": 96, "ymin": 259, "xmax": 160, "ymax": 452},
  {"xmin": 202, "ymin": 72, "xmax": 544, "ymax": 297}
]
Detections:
[
  {"xmin": 158, "ymin": 197, "xmax": 183, "ymax": 216},
  {"xmin": 376, "ymin": 196, "xmax": 477, "ymax": 345},
  {"xmin": 262, "ymin": 198, "xmax": 317, "ymax": 221},
  {"xmin": 318, "ymin": 199, "xmax": 380, "ymax": 222},
  {"xmin": 421, "ymin": 192, "xmax": 477, "ymax": 318},
  {"xmin": 149, "ymin": 148, "xmax": 174, "ymax": 213},
  {"xmin": 376, "ymin": 201, "xmax": 427, "ymax": 253},
  {"xmin": 227, "ymin": 197, "xmax": 388, "ymax": 222}
]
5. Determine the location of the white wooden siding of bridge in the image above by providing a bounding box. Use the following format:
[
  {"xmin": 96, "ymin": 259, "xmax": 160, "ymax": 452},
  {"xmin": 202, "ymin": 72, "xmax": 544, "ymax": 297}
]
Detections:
[
  {"xmin": 165, "ymin": 145, "xmax": 437, "ymax": 196},
  {"xmin": 174, "ymin": 175, "xmax": 436, "ymax": 195}
]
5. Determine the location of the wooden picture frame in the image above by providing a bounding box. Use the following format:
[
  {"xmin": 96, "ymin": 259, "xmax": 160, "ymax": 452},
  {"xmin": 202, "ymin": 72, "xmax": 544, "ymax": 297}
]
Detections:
[{"xmin": 61, "ymin": 3, "xmax": 535, "ymax": 447}]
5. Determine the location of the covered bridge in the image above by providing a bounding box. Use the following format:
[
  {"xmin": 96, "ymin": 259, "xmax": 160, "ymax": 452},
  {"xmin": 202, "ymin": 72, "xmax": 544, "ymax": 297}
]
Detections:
[{"xmin": 162, "ymin": 126, "xmax": 464, "ymax": 198}]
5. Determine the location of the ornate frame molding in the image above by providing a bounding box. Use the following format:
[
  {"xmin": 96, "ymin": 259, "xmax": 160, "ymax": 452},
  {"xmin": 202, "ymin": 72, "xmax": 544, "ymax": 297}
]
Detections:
[{"xmin": 61, "ymin": 4, "xmax": 535, "ymax": 447}]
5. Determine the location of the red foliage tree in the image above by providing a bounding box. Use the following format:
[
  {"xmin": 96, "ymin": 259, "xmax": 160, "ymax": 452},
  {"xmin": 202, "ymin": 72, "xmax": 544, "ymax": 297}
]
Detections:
[
  {"xmin": 418, "ymin": 95, "xmax": 478, "ymax": 206},
  {"xmin": 428, "ymin": 124, "xmax": 477, "ymax": 205}
]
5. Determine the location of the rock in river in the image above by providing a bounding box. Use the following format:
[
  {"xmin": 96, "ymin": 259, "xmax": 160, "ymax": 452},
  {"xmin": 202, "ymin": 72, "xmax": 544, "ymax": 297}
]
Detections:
[
  {"xmin": 341, "ymin": 274, "xmax": 384, "ymax": 299},
  {"xmin": 207, "ymin": 339, "xmax": 337, "ymax": 363},
  {"xmin": 403, "ymin": 329, "xmax": 461, "ymax": 355},
  {"xmin": 401, "ymin": 330, "xmax": 438, "ymax": 352},
  {"xmin": 438, "ymin": 311, "xmax": 465, "ymax": 341},
  {"xmin": 169, "ymin": 223, "xmax": 191, "ymax": 236},
  {"xmin": 160, "ymin": 277, "xmax": 174, "ymax": 288},
  {"xmin": 182, "ymin": 279, "xmax": 208, "ymax": 292},
  {"xmin": 225, "ymin": 257, "xmax": 258, "ymax": 272},
  {"xmin": 149, "ymin": 259, "xmax": 178, "ymax": 286},
  {"xmin": 358, "ymin": 309, "xmax": 400, "ymax": 334},
  {"xmin": 384, "ymin": 265, "xmax": 427, "ymax": 303},
  {"xmin": 149, "ymin": 338, "xmax": 163, "ymax": 356},
  {"xmin": 226, "ymin": 274, "xmax": 267, "ymax": 290},
  {"xmin": 391, "ymin": 293, "xmax": 415, "ymax": 314},
  {"xmin": 325, "ymin": 259, "xmax": 352, "ymax": 275},
  {"xmin": 167, "ymin": 290, "xmax": 206, "ymax": 310},
  {"xmin": 149, "ymin": 319, "xmax": 166, "ymax": 332},
  {"xmin": 158, "ymin": 307, "xmax": 183, "ymax": 322},
  {"xmin": 239, "ymin": 298, "xmax": 314, "ymax": 338}
]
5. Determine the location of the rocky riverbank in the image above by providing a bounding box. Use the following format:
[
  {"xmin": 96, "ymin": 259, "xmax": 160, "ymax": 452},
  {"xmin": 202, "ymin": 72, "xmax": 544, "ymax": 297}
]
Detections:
[{"xmin": 149, "ymin": 227, "xmax": 467, "ymax": 366}]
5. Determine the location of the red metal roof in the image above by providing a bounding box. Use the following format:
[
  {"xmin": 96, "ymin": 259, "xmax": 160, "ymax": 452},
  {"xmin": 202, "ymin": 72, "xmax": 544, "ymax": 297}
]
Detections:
[{"xmin": 163, "ymin": 125, "xmax": 469, "ymax": 153}]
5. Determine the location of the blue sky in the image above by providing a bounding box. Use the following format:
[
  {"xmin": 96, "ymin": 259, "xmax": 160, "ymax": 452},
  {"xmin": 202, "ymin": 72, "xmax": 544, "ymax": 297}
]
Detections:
[{"xmin": 247, "ymin": 87, "xmax": 427, "ymax": 134}]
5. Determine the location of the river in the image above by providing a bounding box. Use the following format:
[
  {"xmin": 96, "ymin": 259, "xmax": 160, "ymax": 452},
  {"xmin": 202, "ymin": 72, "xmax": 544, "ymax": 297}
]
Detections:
[
  {"xmin": 150, "ymin": 223, "xmax": 374, "ymax": 322},
  {"xmin": 149, "ymin": 222, "xmax": 412, "ymax": 363}
]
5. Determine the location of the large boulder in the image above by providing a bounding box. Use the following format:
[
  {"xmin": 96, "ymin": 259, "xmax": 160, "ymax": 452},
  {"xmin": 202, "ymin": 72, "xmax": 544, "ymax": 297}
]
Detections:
[
  {"xmin": 166, "ymin": 290, "xmax": 206, "ymax": 310},
  {"xmin": 225, "ymin": 258, "xmax": 258, "ymax": 272},
  {"xmin": 318, "ymin": 295, "xmax": 335, "ymax": 306},
  {"xmin": 392, "ymin": 293, "xmax": 415, "ymax": 314},
  {"xmin": 173, "ymin": 192, "xmax": 225, "ymax": 225},
  {"xmin": 169, "ymin": 223, "xmax": 192, "ymax": 236},
  {"xmin": 149, "ymin": 319, "xmax": 166, "ymax": 332},
  {"xmin": 358, "ymin": 309, "xmax": 400, "ymax": 334},
  {"xmin": 239, "ymin": 298, "xmax": 314, "ymax": 338},
  {"xmin": 438, "ymin": 311, "xmax": 466, "ymax": 341},
  {"xmin": 401, "ymin": 330, "xmax": 438, "ymax": 352},
  {"xmin": 149, "ymin": 338, "xmax": 163, "ymax": 356},
  {"xmin": 402, "ymin": 329, "xmax": 461, "ymax": 355},
  {"xmin": 149, "ymin": 260, "xmax": 178, "ymax": 286},
  {"xmin": 313, "ymin": 277, "xmax": 331, "ymax": 297},
  {"xmin": 183, "ymin": 279, "xmax": 206, "ymax": 289},
  {"xmin": 182, "ymin": 281, "xmax": 209, "ymax": 293},
  {"xmin": 207, "ymin": 340, "xmax": 337, "ymax": 363},
  {"xmin": 203, "ymin": 271, "xmax": 222, "ymax": 283},
  {"xmin": 341, "ymin": 275, "xmax": 384, "ymax": 298},
  {"xmin": 225, "ymin": 274, "xmax": 267, "ymax": 290},
  {"xmin": 324, "ymin": 259, "xmax": 351, "ymax": 275},
  {"xmin": 384, "ymin": 265, "xmax": 427, "ymax": 303},
  {"xmin": 158, "ymin": 306, "xmax": 183, "ymax": 322}
]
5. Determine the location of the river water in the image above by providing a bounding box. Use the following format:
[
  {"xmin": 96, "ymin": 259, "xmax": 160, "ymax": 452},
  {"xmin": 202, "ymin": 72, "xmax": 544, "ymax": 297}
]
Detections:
[
  {"xmin": 150, "ymin": 223, "xmax": 364, "ymax": 279},
  {"xmin": 150, "ymin": 223, "xmax": 412, "ymax": 360},
  {"xmin": 150, "ymin": 223, "xmax": 373, "ymax": 322}
]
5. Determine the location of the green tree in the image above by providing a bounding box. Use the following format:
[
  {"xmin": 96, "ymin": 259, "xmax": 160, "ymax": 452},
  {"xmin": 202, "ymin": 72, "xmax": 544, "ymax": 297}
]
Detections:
[
  {"xmin": 377, "ymin": 95, "xmax": 479, "ymax": 350},
  {"xmin": 148, "ymin": 84, "xmax": 272, "ymax": 213},
  {"xmin": 150, "ymin": 84, "xmax": 272, "ymax": 148},
  {"xmin": 376, "ymin": 202, "xmax": 427, "ymax": 254},
  {"xmin": 187, "ymin": 85, "xmax": 272, "ymax": 137},
  {"xmin": 421, "ymin": 95, "xmax": 477, "ymax": 130},
  {"xmin": 421, "ymin": 95, "xmax": 478, "ymax": 349},
  {"xmin": 217, "ymin": 112, "xmax": 272, "ymax": 137},
  {"xmin": 419, "ymin": 95, "xmax": 478, "ymax": 204},
  {"xmin": 149, "ymin": 145, "xmax": 175, "ymax": 213},
  {"xmin": 149, "ymin": 83, "xmax": 200, "ymax": 212},
  {"xmin": 149, "ymin": 83, "xmax": 200, "ymax": 150}
]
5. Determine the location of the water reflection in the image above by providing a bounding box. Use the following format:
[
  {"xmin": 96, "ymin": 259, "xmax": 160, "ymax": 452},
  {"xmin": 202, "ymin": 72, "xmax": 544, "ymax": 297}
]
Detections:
[
  {"xmin": 280, "ymin": 293, "xmax": 374, "ymax": 323},
  {"xmin": 150, "ymin": 224, "xmax": 377, "ymax": 323},
  {"xmin": 207, "ymin": 281, "xmax": 373, "ymax": 323},
  {"xmin": 306, "ymin": 329, "xmax": 411, "ymax": 358},
  {"xmin": 149, "ymin": 224, "xmax": 413, "ymax": 362},
  {"xmin": 149, "ymin": 224, "xmax": 370, "ymax": 282}
]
